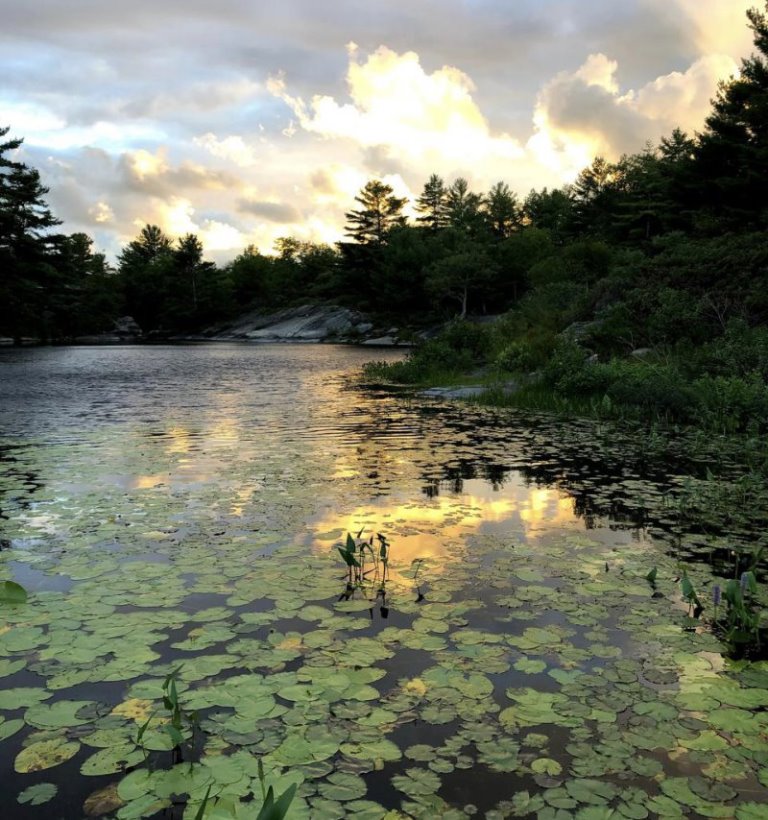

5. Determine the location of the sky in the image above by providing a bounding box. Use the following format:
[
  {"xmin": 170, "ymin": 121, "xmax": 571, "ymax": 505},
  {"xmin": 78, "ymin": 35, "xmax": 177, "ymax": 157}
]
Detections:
[{"xmin": 0, "ymin": 0, "xmax": 756, "ymax": 262}]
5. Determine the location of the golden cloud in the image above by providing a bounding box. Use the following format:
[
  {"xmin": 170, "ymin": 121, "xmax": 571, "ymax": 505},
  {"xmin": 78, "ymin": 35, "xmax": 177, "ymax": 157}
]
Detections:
[{"xmin": 269, "ymin": 45, "xmax": 524, "ymax": 165}]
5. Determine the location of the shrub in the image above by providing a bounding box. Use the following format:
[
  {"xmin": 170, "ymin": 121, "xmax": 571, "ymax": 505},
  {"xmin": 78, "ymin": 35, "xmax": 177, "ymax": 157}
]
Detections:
[
  {"xmin": 495, "ymin": 340, "xmax": 536, "ymax": 373},
  {"xmin": 693, "ymin": 374, "xmax": 768, "ymax": 433}
]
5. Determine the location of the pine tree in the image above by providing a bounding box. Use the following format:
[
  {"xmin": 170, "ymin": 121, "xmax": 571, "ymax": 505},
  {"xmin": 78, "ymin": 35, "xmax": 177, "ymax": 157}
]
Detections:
[
  {"xmin": 483, "ymin": 181, "xmax": 521, "ymax": 239},
  {"xmin": 0, "ymin": 126, "xmax": 62, "ymax": 340},
  {"xmin": 695, "ymin": 3, "xmax": 768, "ymax": 228},
  {"xmin": 415, "ymin": 174, "xmax": 448, "ymax": 231},
  {"xmin": 444, "ymin": 178, "xmax": 483, "ymax": 234},
  {"xmin": 344, "ymin": 180, "xmax": 407, "ymax": 245}
]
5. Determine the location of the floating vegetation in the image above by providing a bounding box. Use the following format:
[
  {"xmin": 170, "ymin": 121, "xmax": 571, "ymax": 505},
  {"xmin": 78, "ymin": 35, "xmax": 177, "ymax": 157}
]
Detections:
[{"xmin": 1, "ymin": 346, "xmax": 768, "ymax": 818}]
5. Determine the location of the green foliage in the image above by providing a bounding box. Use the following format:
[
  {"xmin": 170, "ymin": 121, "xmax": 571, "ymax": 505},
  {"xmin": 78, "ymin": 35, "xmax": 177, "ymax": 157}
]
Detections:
[
  {"xmin": 0, "ymin": 580, "xmax": 27, "ymax": 604},
  {"xmin": 495, "ymin": 340, "xmax": 537, "ymax": 373},
  {"xmin": 344, "ymin": 179, "xmax": 407, "ymax": 245},
  {"xmin": 715, "ymin": 573, "xmax": 762, "ymax": 648}
]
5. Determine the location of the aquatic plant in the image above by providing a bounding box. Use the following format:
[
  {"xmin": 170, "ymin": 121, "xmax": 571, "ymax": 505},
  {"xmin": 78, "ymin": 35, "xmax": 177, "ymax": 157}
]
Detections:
[
  {"xmin": 0, "ymin": 580, "xmax": 27, "ymax": 604},
  {"xmin": 161, "ymin": 666, "xmax": 200, "ymax": 762},
  {"xmin": 716, "ymin": 571, "xmax": 761, "ymax": 648},
  {"xmin": 256, "ymin": 759, "xmax": 297, "ymax": 820}
]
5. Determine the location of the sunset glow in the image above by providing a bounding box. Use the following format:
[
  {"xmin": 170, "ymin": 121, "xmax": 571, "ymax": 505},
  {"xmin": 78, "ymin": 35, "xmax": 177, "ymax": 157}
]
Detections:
[{"xmin": 1, "ymin": 0, "xmax": 752, "ymax": 260}]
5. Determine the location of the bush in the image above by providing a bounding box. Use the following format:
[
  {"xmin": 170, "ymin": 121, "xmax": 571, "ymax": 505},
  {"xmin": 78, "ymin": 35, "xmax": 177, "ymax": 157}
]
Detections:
[
  {"xmin": 693, "ymin": 374, "xmax": 768, "ymax": 433},
  {"xmin": 495, "ymin": 340, "xmax": 536, "ymax": 373},
  {"xmin": 362, "ymin": 321, "xmax": 492, "ymax": 384},
  {"xmin": 543, "ymin": 342, "xmax": 613, "ymax": 396},
  {"xmin": 604, "ymin": 363, "xmax": 697, "ymax": 422}
]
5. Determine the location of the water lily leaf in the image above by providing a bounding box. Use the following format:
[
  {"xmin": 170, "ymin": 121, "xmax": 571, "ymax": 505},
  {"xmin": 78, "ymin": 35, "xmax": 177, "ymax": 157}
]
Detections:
[
  {"xmin": 0, "ymin": 718, "xmax": 24, "ymax": 741},
  {"xmin": 405, "ymin": 745, "xmax": 435, "ymax": 762},
  {"xmin": 83, "ymin": 783, "xmax": 125, "ymax": 817},
  {"xmin": 392, "ymin": 767, "xmax": 441, "ymax": 798},
  {"xmin": 515, "ymin": 658, "xmax": 547, "ymax": 674},
  {"xmin": 0, "ymin": 580, "xmax": 27, "ymax": 604},
  {"xmin": 680, "ymin": 731, "xmax": 729, "ymax": 751},
  {"xmin": 565, "ymin": 779, "xmax": 619, "ymax": 805},
  {"xmin": 616, "ymin": 802, "xmax": 648, "ymax": 819},
  {"xmin": 532, "ymin": 758, "xmax": 563, "ymax": 776},
  {"xmin": 0, "ymin": 687, "xmax": 52, "ymax": 710},
  {"xmin": 115, "ymin": 794, "xmax": 171, "ymax": 819},
  {"xmin": 0, "ymin": 658, "xmax": 25, "ymax": 677},
  {"xmin": 272, "ymin": 734, "xmax": 340, "ymax": 765},
  {"xmin": 116, "ymin": 769, "xmax": 154, "ymax": 802},
  {"xmin": 737, "ymin": 804, "xmax": 768, "ymax": 819},
  {"xmin": 708, "ymin": 709, "xmax": 757, "ymax": 734},
  {"xmin": 632, "ymin": 701, "xmax": 678, "ymax": 722},
  {"xmin": 81, "ymin": 745, "xmax": 145, "ymax": 776},
  {"xmin": 18, "ymin": 783, "xmax": 58, "ymax": 806},
  {"xmin": 341, "ymin": 737, "xmax": 402, "ymax": 764},
  {"xmin": 25, "ymin": 699, "xmax": 95, "ymax": 729},
  {"xmin": 15, "ymin": 737, "xmax": 80, "ymax": 773},
  {"xmin": 318, "ymin": 772, "xmax": 367, "ymax": 801}
]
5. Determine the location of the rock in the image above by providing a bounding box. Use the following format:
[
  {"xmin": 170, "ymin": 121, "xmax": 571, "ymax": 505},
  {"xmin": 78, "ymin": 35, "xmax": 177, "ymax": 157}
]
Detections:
[
  {"xmin": 559, "ymin": 321, "xmax": 604, "ymax": 344},
  {"xmin": 421, "ymin": 386, "xmax": 487, "ymax": 399},
  {"xmin": 113, "ymin": 316, "xmax": 142, "ymax": 337},
  {"xmin": 356, "ymin": 323, "xmax": 374, "ymax": 334},
  {"xmin": 209, "ymin": 305, "xmax": 369, "ymax": 342},
  {"xmin": 630, "ymin": 348, "xmax": 653, "ymax": 358},
  {"xmin": 73, "ymin": 335, "xmax": 123, "ymax": 344},
  {"xmin": 586, "ymin": 353, "xmax": 599, "ymax": 365},
  {"xmin": 362, "ymin": 336, "xmax": 397, "ymax": 346}
]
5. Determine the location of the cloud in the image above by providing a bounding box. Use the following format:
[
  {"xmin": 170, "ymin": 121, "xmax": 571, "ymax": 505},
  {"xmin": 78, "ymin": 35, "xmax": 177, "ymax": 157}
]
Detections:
[
  {"xmin": 269, "ymin": 44, "xmax": 525, "ymax": 166},
  {"xmin": 528, "ymin": 50, "xmax": 739, "ymax": 177},
  {"xmin": 237, "ymin": 199, "xmax": 301, "ymax": 223},
  {"xmin": 2, "ymin": 1, "xmax": 755, "ymax": 262}
]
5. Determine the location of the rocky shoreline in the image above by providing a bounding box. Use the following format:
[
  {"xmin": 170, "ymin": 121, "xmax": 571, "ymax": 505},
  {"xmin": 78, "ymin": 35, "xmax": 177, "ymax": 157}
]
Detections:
[{"xmin": 2, "ymin": 306, "xmax": 419, "ymax": 347}]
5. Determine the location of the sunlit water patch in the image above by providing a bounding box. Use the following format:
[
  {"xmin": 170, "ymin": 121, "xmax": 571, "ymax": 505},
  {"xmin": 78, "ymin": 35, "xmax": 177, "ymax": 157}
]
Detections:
[{"xmin": 1, "ymin": 345, "xmax": 767, "ymax": 819}]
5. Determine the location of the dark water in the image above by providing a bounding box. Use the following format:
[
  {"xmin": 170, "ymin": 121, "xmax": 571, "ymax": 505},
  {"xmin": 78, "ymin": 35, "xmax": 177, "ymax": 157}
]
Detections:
[{"xmin": 1, "ymin": 345, "xmax": 766, "ymax": 820}]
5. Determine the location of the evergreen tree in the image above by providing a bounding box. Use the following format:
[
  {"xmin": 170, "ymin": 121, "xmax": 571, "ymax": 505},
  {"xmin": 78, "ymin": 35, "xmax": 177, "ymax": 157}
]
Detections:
[
  {"xmin": 0, "ymin": 126, "xmax": 62, "ymax": 340},
  {"xmin": 344, "ymin": 180, "xmax": 407, "ymax": 245},
  {"xmin": 118, "ymin": 224, "xmax": 173, "ymax": 330},
  {"xmin": 445, "ymin": 178, "xmax": 484, "ymax": 234},
  {"xmin": 483, "ymin": 181, "xmax": 521, "ymax": 239},
  {"xmin": 523, "ymin": 187, "xmax": 574, "ymax": 243},
  {"xmin": 569, "ymin": 156, "xmax": 620, "ymax": 237},
  {"xmin": 695, "ymin": 3, "xmax": 768, "ymax": 228},
  {"xmin": 415, "ymin": 173, "xmax": 448, "ymax": 231}
]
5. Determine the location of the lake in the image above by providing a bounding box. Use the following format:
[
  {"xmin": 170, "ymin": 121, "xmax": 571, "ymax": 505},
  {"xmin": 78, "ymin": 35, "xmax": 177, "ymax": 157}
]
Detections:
[{"xmin": 1, "ymin": 344, "xmax": 767, "ymax": 819}]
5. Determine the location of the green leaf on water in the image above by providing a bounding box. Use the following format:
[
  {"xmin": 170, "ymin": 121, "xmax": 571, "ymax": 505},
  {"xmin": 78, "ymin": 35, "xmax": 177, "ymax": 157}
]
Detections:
[
  {"xmin": 0, "ymin": 580, "xmax": 27, "ymax": 604},
  {"xmin": 532, "ymin": 758, "xmax": 563, "ymax": 776},
  {"xmin": 18, "ymin": 783, "xmax": 58, "ymax": 806}
]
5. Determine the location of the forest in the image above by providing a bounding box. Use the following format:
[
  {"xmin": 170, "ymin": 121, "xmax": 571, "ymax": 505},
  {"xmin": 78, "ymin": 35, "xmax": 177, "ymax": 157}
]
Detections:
[{"xmin": 2, "ymin": 6, "xmax": 768, "ymax": 431}]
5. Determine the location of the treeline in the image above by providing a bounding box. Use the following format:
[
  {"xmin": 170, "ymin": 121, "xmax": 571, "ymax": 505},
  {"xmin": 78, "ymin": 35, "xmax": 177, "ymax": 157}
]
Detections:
[
  {"xmin": 2, "ymin": 4, "xmax": 768, "ymax": 350},
  {"xmin": 367, "ymin": 4, "xmax": 768, "ymax": 434}
]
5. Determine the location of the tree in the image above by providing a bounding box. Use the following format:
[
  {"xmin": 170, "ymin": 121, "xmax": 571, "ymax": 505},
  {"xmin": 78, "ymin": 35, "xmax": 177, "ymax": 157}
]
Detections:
[
  {"xmin": 445, "ymin": 178, "xmax": 483, "ymax": 234},
  {"xmin": 694, "ymin": 3, "xmax": 768, "ymax": 228},
  {"xmin": 344, "ymin": 180, "xmax": 407, "ymax": 245},
  {"xmin": 415, "ymin": 174, "xmax": 448, "ymax": 231},
  {"xmin": 426, "ymin": 234, "xmax": 498, "ymax": 318},
  {"xmin": 53, "ymin": 232, "xmax": 121, "ymax": 335},
  {"xmin": 523, "ymin": 187, "xmax": 574, "ymax": 243},
  {"xmin": 569, "ymin": 156, "xmax": 620, "ymax": 237},
  {"xmin": 0, "ymin": 126, "xmax": 62, "ymax": 340},
  {"xmin": 118, "ymin": 224, "xmax": 173, "ymax": 330},
  {"xmin": 483, "ymin": 181, "xmax": 522, "ymax": 239}
]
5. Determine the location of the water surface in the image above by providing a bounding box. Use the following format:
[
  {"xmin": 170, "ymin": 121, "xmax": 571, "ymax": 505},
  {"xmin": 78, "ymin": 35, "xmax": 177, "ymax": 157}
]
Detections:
[{"xmin": 1, "ymin": 345, "xmax": 766, "ymax": 820}]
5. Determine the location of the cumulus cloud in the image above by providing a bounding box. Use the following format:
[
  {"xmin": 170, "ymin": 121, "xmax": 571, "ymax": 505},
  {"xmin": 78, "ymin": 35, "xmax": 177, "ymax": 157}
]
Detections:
[
  {"xmin": 269, "ymin": 44, "xmax": 525, "ymax": 166},
  {"xmin": 528, "ymin": 49, "xmax": 739, "ymax": 178},
  {"xmin": 2, "ymin": 0, "xmax": 756, "ymax": 260}
]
